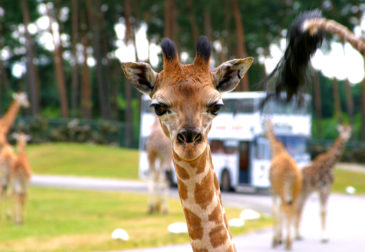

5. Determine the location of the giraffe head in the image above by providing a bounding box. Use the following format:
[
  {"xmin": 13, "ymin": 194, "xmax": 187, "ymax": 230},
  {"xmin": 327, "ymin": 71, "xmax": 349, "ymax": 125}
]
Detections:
[
  {"xmin": 12, "ymin": 132, "xmax": 31, "ymax": 150},
  {"xmin": 337, "ymin": 124, "xmax": 352, "ymax": 141},
  {"xmin": 122, "ymin": 37, "xmax": 253, "ymax": 160},
  {"xmin": 12, "ymin": 92, "xmax": 30, "ymax": 108}
]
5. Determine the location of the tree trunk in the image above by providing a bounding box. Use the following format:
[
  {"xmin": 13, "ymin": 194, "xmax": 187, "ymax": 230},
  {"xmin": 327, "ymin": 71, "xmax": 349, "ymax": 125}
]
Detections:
[
  {"xmin": 312, "ymin": 68, "xmax": 322, "ymax": 138},
  {"xmin": 20, "ymin": 0, "xmax": 40, "ymax": 115},
  {"xmin": 204, "ymin": 9, "xmax": 213, "ymax": 42},
  {"xmin": 345, "ymin": 79, "xmax": 354, "ymax": 127},
  {"xmin": 124, "ymin": 0, "xmax": 134, "ymax": 43},
  {"xmin": 86, "ymin": 0, "xmax": 110, "ymax": 119},
  {"xmin": 71, "ymin": 0, "xmax": 79, "ymax": 117},
  {"xmin": 47, "ymin": 3, "xmax": 69, "ymax": 118},
  {"xmin": 186, "ymin": 0, "xmax": 198, "ymax": 45},
  {"xmin": 110, "ymin": 61, "xmax": 120, "ymax": 121},
  {"xmin": 164, "ymin": 0, "xmax": 173, "ymax": 38},
  {"xmin": 332, "ymin": 78, "xmax": 342, "ymax": 124},
  {"xmin": 0, "ymin": 20, "xmax": 9, "ymax": 114},
  {"xmin": 361, "ymin": 77, "xmax": 365, "ymax": 140},
  {"xmin": 80, "ymin": 28, "xmax": 92, "ymax": 119},
  {"xmin": 233, "ymin": 0, "xmax": 249, "ymax": 91}
]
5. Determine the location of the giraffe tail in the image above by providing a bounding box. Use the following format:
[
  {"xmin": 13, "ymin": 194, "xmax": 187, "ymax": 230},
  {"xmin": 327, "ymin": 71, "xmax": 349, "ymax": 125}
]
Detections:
[{"xmin": 262, "ymin": 10, "xmax": 324, "ymax": 104}]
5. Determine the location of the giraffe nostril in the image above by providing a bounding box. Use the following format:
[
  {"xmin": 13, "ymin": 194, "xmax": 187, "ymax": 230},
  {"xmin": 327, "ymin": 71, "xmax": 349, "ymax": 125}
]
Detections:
[
  {"xmin": 177, "ymin": 132, "xmax": 186, "ymax": 144},
  {"xmin": 177, "ymin": 128, "xmax": 202, "ymax": 144},
  {"xmin": 193, "ymin": 133, "xmax": 202, "ymax": 143}
]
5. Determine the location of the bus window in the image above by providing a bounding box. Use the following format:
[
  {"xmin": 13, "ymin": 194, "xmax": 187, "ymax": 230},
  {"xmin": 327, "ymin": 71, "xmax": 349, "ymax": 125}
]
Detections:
[
  {"xmin": 211, "ymin": 140, "xmax": 225, "ymax": 153},
  {"xmin": 221, "ymin": 99, "xmax": 256, "ymax": 114},
  {"xmin": 277, "ymin": 136, "xmax": 307, "ymax": 161},
  {"xmin": 224, "ymin": 140, "xmax": 238, "ymax": 154},
  {"xmin": 255, "ymin": 137, "xmax": 271, "ymax": 160}
]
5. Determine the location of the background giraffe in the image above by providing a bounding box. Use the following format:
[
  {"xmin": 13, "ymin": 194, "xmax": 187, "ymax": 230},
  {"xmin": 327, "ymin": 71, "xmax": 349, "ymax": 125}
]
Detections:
[
  {"xmin": 265, "ymin": 119, "xmax": 302, "ymax": 250},
  {"xmin": 295, "ymin": 125, "xmax": 352, "ymax": 242},
  {"xmin": 10, "ymin": 133, "xmax": 32, "ymax": 225},
  {"xmin": 0, "ymin": 92, "xmax": 29, "ymax": 220},
  {"xmin": 146, "ymin": 118, "xmax": 172, "ymax": 214},
  {"xmin": 0, "ymin": 92, "xmax": 30, "ymax": 135},
  {"xmin": 122, "ymin": 36, "xmax": 253, "ymax": 251},
  {"xmin": 0, "ymin": 138, "xmax": 16, "ymax": 219}
]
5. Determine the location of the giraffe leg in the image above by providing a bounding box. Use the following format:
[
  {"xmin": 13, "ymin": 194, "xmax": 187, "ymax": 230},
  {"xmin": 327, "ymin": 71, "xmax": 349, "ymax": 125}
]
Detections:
[
  {"xmin": 13, "ymin": 193, "xmax": 21, "ymax": 225},
  {"xmin": 161, "ymin": 175, "xmax": 169, "ymax": 215},
  {"xmin": 319, "ymin": 191, "xmax": 330, "ymax": 243},
  {"xmin": 5, "ymin": 186, "xmax": 12, "ymax": 220},
  {"xmin": 147, "ymin": 157, "xmax": 156, "ymax": 214},
  {"xmin": 283, "ymin": 204, "xmax": 294, "ymax": 250},
  {"xmin": 147, "ymin": 179, "xmax": 155, "ymax": 214},
  {"xmin": 0, "ymin": 186, "xmax": 4, "ymax": 219},
  {"xmin": 295, "ymin": 197, "xmax": 305, "ymax": 240},
  {"xmin": 272, "ymin": 195, "xmax": 283, "ymax": 248},
  {"xmin": 18, "ymin": 193, "xmax": 27, "ymax": 225}
]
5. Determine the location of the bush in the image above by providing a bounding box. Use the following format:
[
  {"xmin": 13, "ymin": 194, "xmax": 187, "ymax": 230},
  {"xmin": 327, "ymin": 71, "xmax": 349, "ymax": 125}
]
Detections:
[{"xmin": 9, "ymin": 117, "xmax": 138, "ymax": 148}]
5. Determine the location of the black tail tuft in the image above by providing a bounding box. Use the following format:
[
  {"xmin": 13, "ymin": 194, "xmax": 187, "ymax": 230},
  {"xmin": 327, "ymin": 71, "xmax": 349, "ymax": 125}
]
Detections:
[
  {"xmin": 264, "ymin": 10, "xmax": 324, "ymax": 102},
  {"xmin": 161, "ymin": 38, "xmax": 178, "ymax": 61}
]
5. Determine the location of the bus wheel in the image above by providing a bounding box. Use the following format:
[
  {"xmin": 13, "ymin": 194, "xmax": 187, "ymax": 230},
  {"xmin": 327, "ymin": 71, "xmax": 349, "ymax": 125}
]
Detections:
[{"xmin": 221, "ymin": 170, "xmax": 231, "ymax": 192}]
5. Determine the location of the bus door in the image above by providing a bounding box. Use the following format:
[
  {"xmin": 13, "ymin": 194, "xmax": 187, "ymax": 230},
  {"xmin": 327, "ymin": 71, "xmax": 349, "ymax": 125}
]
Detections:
[{"xmin": 238, "ymin": 141, "xmax": 250, "ymax": 184}]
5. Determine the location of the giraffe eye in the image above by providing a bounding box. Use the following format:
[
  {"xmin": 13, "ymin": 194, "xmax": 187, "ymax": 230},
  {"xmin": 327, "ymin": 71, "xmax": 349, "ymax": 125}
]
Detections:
[
  {"xmin": 208, "ymin": 102, "xmax": 224, "ymax": 115},
  {"xmin": 150, "ymin": 103, "xmax": 170, "ymax": 116}
]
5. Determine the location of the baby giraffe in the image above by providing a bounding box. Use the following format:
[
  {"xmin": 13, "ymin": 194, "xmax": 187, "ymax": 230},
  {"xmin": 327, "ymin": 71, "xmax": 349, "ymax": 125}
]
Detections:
[
  {"xmin": 295, "ymin": 125, "xmax": 352, "ymax": 242},
  {"xmin": 265, "ymin": 119, "xmax": 302, "ymax": 250},
  {"xmin": 122, "ymin": 36, "xmax": 253, "ymax": 251},
  {"xmin": 0, "ymin": 92, "xmax": 29, "ymax": 219},
  {"xmin": 146, "ymin": 119, "xmax": 172, "ymax": 214},
  {"xmin": 10, "ymin": 133, "xmax": 32, "ymax": 225},
  {"xmin": 0, "ymin": 131, "xmax": 16, "ymax": 219}
]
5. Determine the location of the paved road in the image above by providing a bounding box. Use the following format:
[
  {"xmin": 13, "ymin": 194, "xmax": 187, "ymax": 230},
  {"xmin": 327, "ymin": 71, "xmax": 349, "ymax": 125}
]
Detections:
[
  {"xmin": 122, "ymin": 194, "xmax": 365, "ymax": 252},
  {"xmin": 31, "ymin": 175, "xmax": 365, "ymax": 252},
  {"xmin": 31, "ymin": 175, "xmax": 272, "ymax": 214}
]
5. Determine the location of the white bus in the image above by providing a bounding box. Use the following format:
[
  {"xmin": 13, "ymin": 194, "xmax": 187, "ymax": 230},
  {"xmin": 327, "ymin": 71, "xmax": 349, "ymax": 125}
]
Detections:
[{"xmin": 138, "ymin": 92, "xmax": 311, "ymax": 191}]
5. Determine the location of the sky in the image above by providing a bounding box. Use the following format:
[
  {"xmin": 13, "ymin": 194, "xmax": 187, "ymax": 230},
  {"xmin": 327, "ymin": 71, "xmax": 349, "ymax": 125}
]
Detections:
[{"xmin": 3, "ymin": 3, "xmax": 365, "ymax": 85}]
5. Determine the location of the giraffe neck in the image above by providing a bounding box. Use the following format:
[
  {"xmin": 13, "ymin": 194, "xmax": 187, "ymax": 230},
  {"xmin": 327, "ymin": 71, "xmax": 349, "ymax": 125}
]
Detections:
[
  {"xmin": 173, "ymin": 146, "xmax": 236, "ymax": 252},
  {"xmin": 266, "ymin": 129, "xmax": 285, "ymax": 157},
  {"xmin": 0, "ymin": 100, "xmax": 21, "ymax": 133},
  {"xmin": 322, "ymin": 136, "xmax": 347, "ymax": 168},
  {"xmin": 304, "ymin": 18, "xmax": 365, "ymax": 56}
]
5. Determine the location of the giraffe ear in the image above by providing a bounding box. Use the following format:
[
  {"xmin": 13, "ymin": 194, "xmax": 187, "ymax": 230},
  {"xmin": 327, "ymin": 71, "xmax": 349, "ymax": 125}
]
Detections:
[
  {"xmin": 212, "ymin": 57, "xmax": 254, "ymax": 92},
  {"xmin": 121, "ymin": 62, "xmax": 158, "ymax": 96}
]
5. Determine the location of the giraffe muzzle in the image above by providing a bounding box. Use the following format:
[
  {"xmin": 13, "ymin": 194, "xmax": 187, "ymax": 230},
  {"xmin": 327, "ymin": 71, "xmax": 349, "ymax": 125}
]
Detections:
[{"xmin": 177, "ymin": 127, "xmax": 202, "ymax": 145}]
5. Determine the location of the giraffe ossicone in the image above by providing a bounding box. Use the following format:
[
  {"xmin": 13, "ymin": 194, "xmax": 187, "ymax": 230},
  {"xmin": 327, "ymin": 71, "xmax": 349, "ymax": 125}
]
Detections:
[{"xmin": 122, "ymin": 36, "xmax": 253, "ymax": 251}]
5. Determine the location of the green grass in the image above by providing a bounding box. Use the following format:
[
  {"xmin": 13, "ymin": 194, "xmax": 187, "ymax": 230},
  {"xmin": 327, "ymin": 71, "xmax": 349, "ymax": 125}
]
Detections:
[
  {"xmin": 333, "ymin": 168, "xmax": 365, "ymax": 194},
  {"xmin": 27, "ymin": 143, "xmax": 139, "ymax": 180},
  {"xmin": 0, "ymin": 187, "xmax": 271, "ymax": 252}
]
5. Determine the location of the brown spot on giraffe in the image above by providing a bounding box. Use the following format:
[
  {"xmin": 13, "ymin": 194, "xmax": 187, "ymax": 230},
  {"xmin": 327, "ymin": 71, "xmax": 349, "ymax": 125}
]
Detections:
[
  {"xmin": 208, "ymin": 204, "xmax": 223, "ymax": 224},
  {"xmin": 209, "ymin": 224, "xmax": 229, "ymax": 248},
  {"xmin": 194, "ymin": 249, "xmax": 208, "ymax": 252},
  {"xmin": 189, "ymin": 148, "xmax": 207, "ymax": 174},
  {"xmin": 177, "ymin": 178, "xmax": 188, "ymax": 200},
  {"xmin": 194, "ymin": 170, "xmax": 214, "ymax": 209},
  {"xmin": 175, "ymin": 163, "xmax": 190, "ymax": 180},
  {"xmin": 184, "ymin": 208, "xmax": 203, "ymax": 240}
]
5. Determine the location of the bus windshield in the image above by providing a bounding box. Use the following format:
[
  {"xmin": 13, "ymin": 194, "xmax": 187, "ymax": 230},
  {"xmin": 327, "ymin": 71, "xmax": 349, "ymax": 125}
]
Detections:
[{"xmin": 221, "ymin": 98, "xmax": 257, "ymax": 114}]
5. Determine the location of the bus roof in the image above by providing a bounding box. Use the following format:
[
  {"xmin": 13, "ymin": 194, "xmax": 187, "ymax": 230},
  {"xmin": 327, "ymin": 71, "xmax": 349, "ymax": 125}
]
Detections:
[{"xmin": 221, "ymin": 92, "xmax": 266, "ymax": 99}]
